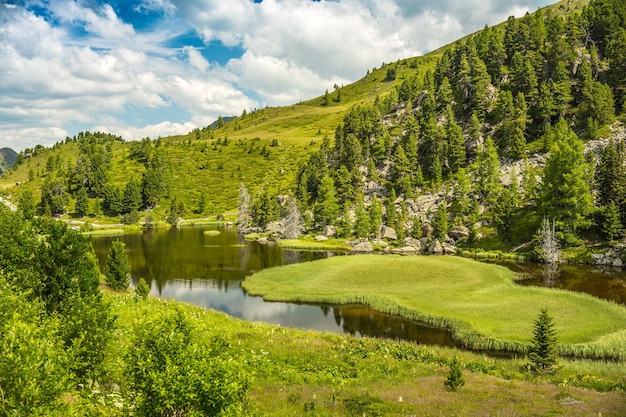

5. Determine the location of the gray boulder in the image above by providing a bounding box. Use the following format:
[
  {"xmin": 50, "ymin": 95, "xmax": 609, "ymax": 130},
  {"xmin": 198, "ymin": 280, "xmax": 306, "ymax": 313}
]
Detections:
[
  {"xmin": 442, "ymin": 243, "xmax": 456, "ymax": 254},
  {"xmin": 429, "ymin": 239, "xmax": 443, "ymax": 254},
  {"xmin": 421, "ymin": 222, "xmax": 433, "ymax": 238},
  {"xmin": 351, "ymin": 241, "xmax": 374, "ymax": 253},
  {"xmin": 391, "ymin": 246, "xmax": 418, "ymax": 254},
  {"xmin": 379, "ymin": 225, "xmax": 398, "ymax": 240},
  {"xmin": 315, "ymin": 235, "xmax": 329, "ymax": 242},
  {"xmin": 448, "ymin": 226, "xmax": 470, "ymax": 240},
  {"xmin": 323, "ymin": 225, "xmax": 337, "ymax": 237}
]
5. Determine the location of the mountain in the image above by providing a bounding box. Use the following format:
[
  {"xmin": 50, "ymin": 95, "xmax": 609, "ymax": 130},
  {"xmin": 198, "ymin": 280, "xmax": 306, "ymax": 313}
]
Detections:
[
  {"xmin": 1, "ymin": 0, "xmax": 626, "ymax": 256},
  {"xmin": 0, "ymin": 148, "xmax": 18, "ymax": 173}
]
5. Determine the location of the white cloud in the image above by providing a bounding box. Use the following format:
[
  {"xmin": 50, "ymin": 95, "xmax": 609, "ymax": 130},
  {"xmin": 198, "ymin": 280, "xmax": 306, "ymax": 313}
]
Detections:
[
  {"xmin": 0, "ymin": 127, "xmax": 69, "ymax": 151},
  {"xmin": 91, "ymin": 120, "xmax": 197, "ymax": 141},
  {"xmin": 183, "ymin": 46, "xmax": 210, "ymax": 73}
]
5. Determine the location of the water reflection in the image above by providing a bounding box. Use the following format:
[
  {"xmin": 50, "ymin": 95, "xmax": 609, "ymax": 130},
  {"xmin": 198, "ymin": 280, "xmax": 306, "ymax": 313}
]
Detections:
[{"xmin": 91, "ymin": 225, "xmax": 456, "ymax": 346}]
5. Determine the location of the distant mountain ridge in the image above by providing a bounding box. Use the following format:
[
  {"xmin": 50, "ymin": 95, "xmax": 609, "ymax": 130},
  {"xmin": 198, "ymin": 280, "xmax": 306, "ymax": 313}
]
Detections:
[{"xmin": 0, "ymin": 148, "xmax": 17, "ymax": 173}]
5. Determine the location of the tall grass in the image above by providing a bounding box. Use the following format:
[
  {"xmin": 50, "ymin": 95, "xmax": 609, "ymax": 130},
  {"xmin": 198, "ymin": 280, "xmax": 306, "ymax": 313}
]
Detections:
[{"xmin": 243, "ymin": 255, "xmax": 626, "ymax": 360}]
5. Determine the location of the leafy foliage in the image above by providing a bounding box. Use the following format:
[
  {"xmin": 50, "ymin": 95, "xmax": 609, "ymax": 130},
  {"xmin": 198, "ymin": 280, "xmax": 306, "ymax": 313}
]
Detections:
[{"xmin": 126, "ymin": 307, "xmax": 250, "ymax": 417}]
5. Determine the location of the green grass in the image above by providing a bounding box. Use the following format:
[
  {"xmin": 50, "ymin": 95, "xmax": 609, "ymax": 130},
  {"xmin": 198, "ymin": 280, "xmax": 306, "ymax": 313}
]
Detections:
[
  {"xmin": 98, "ymin": 292, "xmax": 626, "ymax": 416},
  {"xmin": 243, "ymin": 255, "xmax": 626, "ymax": 360},
  {"xmin": 277, "ymin": 238, "xmax": 351, "ymax": 251},
  {"xmin": 81, "ymin": 228, "xmax": 126, "ymax": 237}
]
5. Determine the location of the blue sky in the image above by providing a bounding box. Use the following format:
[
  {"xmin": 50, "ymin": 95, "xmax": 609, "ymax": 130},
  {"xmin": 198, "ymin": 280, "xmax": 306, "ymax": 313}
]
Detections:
[{"xmin": 0, "ymin": 0, "xmax": 554, "ymax": 151}]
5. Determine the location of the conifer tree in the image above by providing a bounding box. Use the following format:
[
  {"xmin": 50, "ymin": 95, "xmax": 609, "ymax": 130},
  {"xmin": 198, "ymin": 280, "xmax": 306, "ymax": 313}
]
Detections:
[
  {"xmin": 105, "ymin": 240, "xmax": 130, "ymax": 291},
  {"xmin": 540, "ymin": 120, "xmax": 592, "ymax": 232},
  {"xmin": 432, "ymin": 202, "xmax": 449, "ymax": 240},
  {"xmin": 444, "ymin": 358, "xmax": 465, "ymax": 392},
  {"xmin": 314, "ymin": 175, "xmax": 340, "ymax": 227},
  {"xmin": 386, "ymin": 189, "xmax": 397, "ymax": 229},
  {"xmin": 354, "ymin": 195, "xmax": 370, "ymax": 239},
  {"xmin": 527, "ymin": 308, "xmax": 558, "ymax": 374},
  {"xmin": 135, "ymin": 277, "xmax": 150, "ymax": 299},
  {"xmin": 471, "ymin": 136, "xmax": 501, "ymax": 209},
  {"xmin": 451, "ymin": 168, "xmax": 472, "ymax": 223},
  {"xmin": 369, "ymin": 195, "xmax": 383, "ymax": 236},
  {"xmin": 602, "ymin": 200, "xmax": 623, "ymax": 242},
  {"xmin": 75, "ymin": 187, "xmax": 89, "ymax": 218}
]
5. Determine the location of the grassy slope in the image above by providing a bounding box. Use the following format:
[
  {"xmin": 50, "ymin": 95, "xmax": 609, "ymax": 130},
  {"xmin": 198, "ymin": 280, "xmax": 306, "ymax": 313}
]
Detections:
[
  {"xmin": 105, "ymin": 293, "xmax": 626, "ymax": 416},
  {"xmin": 243, "ymin": 255, "xmax": 626, "ymax": 359}
]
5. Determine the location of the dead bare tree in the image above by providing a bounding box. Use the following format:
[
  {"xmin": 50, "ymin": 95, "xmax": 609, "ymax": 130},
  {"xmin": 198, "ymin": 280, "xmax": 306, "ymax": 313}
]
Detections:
[
  {"xmin": 538, "ymin": 217, "xmax": 561, "ymax": 265},
  {"xmin": 282, "ymin": 196, "xmax": 305, "ymax": 239}
]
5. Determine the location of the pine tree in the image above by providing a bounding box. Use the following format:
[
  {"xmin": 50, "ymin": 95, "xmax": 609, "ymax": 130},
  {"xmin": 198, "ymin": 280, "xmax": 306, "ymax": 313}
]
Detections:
[
  {"xmin": 105, "ymin": 240, "xmax": 131, "ymax": 291},
  {"xmin": 540, "ymin": 120, "xmax": 593, "ymax": 232},
  {"xmin": 354, "ymin": 194, "xmax": 370, "ymax": 239},
  {"xmin": 314, "ymin": 175, "xmax": 340, "ymax": 227},
  {"xmin": 75, "ymin": 187, "xmax": 89, "ymax": 218},
  {"xmin": 444, "ymin": 358, "xmax": 465, "ymax": 392},
  {"xmin": 451, "ymin": 168, "xmax": 472, "ymax": 223},
  {"xmin": 369, "ymin": 195, "xmax": 383, "ymax": 236},
  {"xmin": 602, "ymin": 200, "xmax": 623, "ymax": 242},
  {"xmin": 386, "ymin": 189, "xmax": 397, "ymax": 229},
  {"xmin": 432, "ymin": 203, "xmax": 449, "ymax": 240},
  {"xmin": 135, "ymin": 277, "xmax": 150, "ymax": 299},
  {"xmin": 527, "ymin": 308, "xmax": 558, "ymax": 374},
  {"xmin": 471, "ymin": 136, "xmax": 501, "ymax": 209},
  {"xmin": 282, "ymin": 196, "xmax": 305, "ymax": 239}
]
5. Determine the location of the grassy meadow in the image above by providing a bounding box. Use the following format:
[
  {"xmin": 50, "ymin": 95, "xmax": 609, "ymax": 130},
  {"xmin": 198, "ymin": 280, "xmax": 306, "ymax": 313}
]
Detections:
[
  {"xmin": 98, "ymin": 293, "xmax": 626, "ymax": 417},
  {"xmin": 242, "ymin": 255, "xmax": 626, "ymax": 360},
  {"xmin": 98, "ymin": 292, "xmax": 626, "ymax": 416}
]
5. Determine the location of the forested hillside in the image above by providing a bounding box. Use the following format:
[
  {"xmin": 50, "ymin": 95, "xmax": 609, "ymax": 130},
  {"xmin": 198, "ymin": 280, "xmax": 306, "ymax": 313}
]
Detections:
[{"xmin": 1, "ymin": 0, "xmax": 625, "ymax": 257}]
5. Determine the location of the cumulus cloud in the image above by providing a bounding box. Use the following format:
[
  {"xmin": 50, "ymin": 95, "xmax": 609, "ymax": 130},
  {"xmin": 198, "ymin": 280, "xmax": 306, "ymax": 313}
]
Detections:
[{"xmin": 91, "ymin": 120, "xmax": 197, "ymax": 141}]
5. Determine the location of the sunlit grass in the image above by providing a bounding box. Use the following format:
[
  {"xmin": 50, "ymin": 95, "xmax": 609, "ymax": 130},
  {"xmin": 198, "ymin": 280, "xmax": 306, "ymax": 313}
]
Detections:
[
  {"xmin": 243, "ymin": 255, "xmax": 626, "ymax": 360},
  {"xmin": 101, "ymin": 292, "xmax": 626, "ymax": 415}
]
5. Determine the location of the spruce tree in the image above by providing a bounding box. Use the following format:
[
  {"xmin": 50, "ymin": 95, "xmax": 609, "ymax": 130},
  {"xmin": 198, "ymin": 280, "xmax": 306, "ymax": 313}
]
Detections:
[
  {"xmin": 314, "ymin": 175, "xmax": 339, "ymax": 227},
  {"xmin": 75, "ymin": 187, "xmax": 89, "ymax": 218},
  {"xmin": 135, "ymin": 277, "xmax": 150, "ymax": 299},
  {"xmin": 432, "ymin": 203, "xmax": 449, "ymax": 240},
  {"xmin": 105, "ymin": 240, "xmax": 131, "ymax": 291},
  {"xmin": 369, "ymin": 195, "xmax": 383, "ymax": 237},
  {"xmin": 527, "ymin": 308, "xmax": 558, "ymax": 374},
  {"xmin": 354, "ymin": 195, "xmax": 370, "ymax": 239},
  {"xmin": 540, "ymin": 120, "xmax": 593, "ymax": 232},
  {"xmin": 444, "ymin": 358, "xmax": 465, "ymax": 392},
  {"xmin": 602, "ymin": 200, "xmax": 623, "ymax": 242}
]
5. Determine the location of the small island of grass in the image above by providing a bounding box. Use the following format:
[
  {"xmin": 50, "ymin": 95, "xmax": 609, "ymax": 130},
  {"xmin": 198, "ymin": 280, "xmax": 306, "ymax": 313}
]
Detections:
[{"xmin": 243, "ymin": 255, "xmax": 626, "ymax": 360}]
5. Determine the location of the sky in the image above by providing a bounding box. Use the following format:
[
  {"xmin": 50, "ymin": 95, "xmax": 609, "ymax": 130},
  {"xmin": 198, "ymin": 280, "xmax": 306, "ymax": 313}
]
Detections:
[{"xmin": 0, "ymin": 0, "xmax": 555, "ymax": 151}]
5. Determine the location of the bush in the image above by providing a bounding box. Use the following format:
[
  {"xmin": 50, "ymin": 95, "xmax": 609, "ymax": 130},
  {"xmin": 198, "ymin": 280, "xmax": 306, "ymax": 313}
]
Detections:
[{"xmin": 126, "ymin": 307, "xmax": 250, "ymax": 417}]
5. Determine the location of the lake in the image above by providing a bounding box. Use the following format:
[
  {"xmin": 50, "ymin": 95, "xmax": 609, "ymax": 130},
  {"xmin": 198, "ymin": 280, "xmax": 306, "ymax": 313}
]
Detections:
[{"xmin": 92, "ymin": 225, "xmax": 626, "ymax": 348}]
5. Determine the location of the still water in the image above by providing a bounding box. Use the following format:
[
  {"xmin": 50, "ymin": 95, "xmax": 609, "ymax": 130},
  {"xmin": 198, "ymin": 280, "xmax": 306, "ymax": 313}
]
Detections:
[
  {"xmin": 91, "ymin": 225, "xmax": 457, "ymax": 347},
  {"xmin": 92, "ymin": 225, "xmax": 626, "ymax": 347}
]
